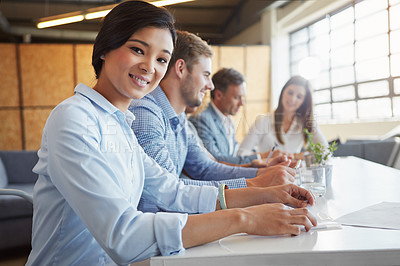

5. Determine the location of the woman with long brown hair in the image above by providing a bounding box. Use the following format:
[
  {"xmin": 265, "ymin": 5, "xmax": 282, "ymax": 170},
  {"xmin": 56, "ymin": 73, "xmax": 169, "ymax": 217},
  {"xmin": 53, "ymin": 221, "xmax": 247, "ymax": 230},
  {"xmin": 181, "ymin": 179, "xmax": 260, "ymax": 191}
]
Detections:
[{"xmin": 238, "ymin": 76, "xmax": 327, "ymax": 157}]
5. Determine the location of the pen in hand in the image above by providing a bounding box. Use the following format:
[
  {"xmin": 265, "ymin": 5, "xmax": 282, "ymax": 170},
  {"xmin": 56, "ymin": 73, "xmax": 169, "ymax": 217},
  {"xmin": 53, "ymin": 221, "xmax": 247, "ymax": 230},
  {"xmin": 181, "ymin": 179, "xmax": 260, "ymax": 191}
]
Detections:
[
  {"xmin": 265, "ymin": 145, "xmax": 276, "ymax": 166},
  {"xmin": 294, "ymin": 159, "xmax": 302, "ymax": 170}
]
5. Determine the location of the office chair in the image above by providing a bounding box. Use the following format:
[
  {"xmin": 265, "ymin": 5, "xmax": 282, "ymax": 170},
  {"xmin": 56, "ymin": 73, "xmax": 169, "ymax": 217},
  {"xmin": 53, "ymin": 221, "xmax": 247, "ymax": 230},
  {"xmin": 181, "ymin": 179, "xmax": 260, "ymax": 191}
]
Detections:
[
  {"xmin": 0, "ymin": 188, "xmax": 33, "ymax": 203},
  {"xmin": 387, "ymin": 137, "xmax": 400, "ymax": 169}
]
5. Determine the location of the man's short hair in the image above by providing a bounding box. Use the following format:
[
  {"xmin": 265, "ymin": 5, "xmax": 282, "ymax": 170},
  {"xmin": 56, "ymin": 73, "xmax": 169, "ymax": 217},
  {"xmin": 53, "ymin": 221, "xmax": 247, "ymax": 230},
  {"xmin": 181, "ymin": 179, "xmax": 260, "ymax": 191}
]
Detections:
[
  {"xmin": 210, "ymin": 68, "xmax": 245, "ymax": 99},
  {"xmin": 167, "ymin": 30, "xmax": 213, "ymax": 74}
]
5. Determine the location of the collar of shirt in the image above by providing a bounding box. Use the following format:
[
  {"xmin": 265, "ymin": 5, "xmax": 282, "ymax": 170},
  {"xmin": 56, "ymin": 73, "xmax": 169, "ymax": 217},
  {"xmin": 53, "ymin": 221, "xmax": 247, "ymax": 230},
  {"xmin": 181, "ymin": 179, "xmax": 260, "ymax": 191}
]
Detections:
[
  {"xmin": 210, "ymin": 101, "xmax": 234, "ymax": 136},
  {"xmin": 74, "ymin": 83, "xmax": 136, "ymax": 127},
  {"xmin": 210, "ymin": 101, "xmax": 234, "ymax": 126},
  {"xmin": 210, "ymin": 101, "xmax": 235, "ymax": 154},
  {"xmin": 150, "ymin": 86, "xmax": 186, "ymax": 133},
  {"xmin": 280, "ymin": 116, "xmax": 302, "ymax": 135}
]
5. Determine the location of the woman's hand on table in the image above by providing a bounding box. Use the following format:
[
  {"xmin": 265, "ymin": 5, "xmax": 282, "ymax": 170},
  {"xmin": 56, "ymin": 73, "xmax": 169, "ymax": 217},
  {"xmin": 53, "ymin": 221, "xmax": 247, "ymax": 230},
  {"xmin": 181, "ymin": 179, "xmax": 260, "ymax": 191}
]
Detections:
[{"xmin": 239, "ymin": 202, "xmax": 317, "ymax": 236}]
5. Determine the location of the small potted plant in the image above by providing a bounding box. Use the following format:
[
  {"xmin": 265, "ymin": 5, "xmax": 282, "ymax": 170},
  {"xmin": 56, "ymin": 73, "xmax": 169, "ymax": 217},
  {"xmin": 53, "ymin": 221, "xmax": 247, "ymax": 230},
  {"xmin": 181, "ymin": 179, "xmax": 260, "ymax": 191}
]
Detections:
[{"xmin": 304, "ymin": 128, "xmax": 338, "ymax": 186}]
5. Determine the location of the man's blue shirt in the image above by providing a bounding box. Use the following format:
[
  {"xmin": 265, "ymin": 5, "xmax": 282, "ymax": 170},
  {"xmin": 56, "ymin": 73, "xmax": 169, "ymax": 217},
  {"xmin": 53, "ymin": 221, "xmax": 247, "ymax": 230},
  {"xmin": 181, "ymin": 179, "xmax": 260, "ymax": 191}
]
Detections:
[{"xmin": 129, "ymin": 87, "xmax": 258, "ymax": 208}]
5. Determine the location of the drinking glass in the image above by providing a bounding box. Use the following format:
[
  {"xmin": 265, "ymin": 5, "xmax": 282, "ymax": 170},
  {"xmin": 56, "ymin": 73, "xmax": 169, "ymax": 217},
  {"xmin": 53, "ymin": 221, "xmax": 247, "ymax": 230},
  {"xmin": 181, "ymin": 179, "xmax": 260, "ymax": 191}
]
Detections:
[{"xmin": 300, "ymin": 166, "xmax": 326, "ymax": 197}]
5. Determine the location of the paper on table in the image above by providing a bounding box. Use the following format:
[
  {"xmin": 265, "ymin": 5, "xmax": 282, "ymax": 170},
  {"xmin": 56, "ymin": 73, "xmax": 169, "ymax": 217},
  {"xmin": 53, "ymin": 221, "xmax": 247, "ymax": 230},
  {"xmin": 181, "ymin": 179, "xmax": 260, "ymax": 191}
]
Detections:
[
  {"xmin": 335, "ymin": 202, "xmax": 400, "ymax": 230},
  {"xmin": 305, "ymin": 204, "xmax": 342, "ymax": 231}
]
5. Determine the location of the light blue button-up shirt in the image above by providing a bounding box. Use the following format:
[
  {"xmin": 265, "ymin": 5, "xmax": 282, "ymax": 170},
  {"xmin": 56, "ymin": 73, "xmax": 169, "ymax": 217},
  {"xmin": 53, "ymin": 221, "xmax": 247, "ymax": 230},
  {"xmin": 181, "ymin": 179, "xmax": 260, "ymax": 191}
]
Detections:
[{"xmin": 26, "ymin": 84, "xmax": 218, "ymax": 266}]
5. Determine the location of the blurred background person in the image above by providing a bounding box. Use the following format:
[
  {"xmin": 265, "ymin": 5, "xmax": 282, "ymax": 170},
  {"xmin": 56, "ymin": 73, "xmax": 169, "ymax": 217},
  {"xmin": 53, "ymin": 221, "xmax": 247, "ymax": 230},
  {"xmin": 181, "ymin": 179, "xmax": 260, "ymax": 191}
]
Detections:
[
  {"xmin": 190, "ymin": 68, "xmax": 269, "ymax": 164},
  {"xmin": 238, "ymin": 75, "xmax": 328, "ymax": 159}
]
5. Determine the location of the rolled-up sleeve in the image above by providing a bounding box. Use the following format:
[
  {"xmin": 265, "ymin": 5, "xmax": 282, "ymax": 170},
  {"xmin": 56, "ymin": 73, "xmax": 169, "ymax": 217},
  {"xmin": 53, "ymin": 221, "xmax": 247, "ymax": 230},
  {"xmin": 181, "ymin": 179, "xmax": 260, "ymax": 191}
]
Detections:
[{"xmin": 154, "ymin": 212, "xmax": 188, "ymax": 256}]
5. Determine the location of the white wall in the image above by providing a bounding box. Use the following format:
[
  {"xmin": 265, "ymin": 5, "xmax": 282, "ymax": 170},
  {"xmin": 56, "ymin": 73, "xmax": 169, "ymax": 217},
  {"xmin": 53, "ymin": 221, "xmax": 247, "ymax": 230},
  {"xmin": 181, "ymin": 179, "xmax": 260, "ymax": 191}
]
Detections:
[{"xmin": 224, "ymin": 0, "xmax": 400, "ymax": 141}]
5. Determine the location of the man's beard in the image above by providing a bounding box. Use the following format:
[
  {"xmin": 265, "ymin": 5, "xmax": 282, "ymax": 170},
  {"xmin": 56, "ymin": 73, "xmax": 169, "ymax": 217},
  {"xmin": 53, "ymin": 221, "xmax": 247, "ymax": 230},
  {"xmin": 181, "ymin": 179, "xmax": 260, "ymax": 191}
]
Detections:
[{"xmin": 181, "ymin": 74, "xmax": 202, "ymax": 107}]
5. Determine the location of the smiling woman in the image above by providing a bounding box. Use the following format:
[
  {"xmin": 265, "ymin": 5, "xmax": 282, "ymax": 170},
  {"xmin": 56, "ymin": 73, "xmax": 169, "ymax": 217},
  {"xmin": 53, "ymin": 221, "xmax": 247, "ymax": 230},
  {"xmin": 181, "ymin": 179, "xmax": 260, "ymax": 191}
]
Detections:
[
  {"xmin": 94, "ymin": 26, "xmax": 174, "ymax": 111},
  {"xmin": 26, "ymin": 1, "xmax": 317, "ymax": 265},
  {"xmin": 238, "ymin": 76, "xmax": 328, "ymax": 157}
]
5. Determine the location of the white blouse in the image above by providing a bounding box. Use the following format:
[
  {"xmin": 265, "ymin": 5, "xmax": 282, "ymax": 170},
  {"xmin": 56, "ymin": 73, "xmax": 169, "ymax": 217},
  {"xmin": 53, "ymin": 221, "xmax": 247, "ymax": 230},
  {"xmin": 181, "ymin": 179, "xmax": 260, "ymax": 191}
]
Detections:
[{"xmin": 238, "ymin": 114, "xmax": 328, "ymax": 155}]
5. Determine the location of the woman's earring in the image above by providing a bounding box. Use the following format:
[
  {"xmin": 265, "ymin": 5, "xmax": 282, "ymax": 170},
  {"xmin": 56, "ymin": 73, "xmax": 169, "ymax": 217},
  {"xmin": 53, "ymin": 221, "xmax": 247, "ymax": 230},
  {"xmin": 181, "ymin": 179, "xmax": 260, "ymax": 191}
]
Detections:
[{"xmin": 100, "ymin": 54, "xmax": 105, "ymax": 60}]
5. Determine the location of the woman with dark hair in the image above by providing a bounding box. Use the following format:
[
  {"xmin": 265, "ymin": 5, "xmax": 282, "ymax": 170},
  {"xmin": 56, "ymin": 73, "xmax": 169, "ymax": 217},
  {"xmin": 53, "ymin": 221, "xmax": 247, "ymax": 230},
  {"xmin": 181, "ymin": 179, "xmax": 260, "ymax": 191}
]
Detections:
[
  {"xmin": 238, "ymin": 76, "xmax": 327, "ymax": 157},
  {"xmin": 27, "ymin": 2, "xmax": 316, "ymax": 265}
]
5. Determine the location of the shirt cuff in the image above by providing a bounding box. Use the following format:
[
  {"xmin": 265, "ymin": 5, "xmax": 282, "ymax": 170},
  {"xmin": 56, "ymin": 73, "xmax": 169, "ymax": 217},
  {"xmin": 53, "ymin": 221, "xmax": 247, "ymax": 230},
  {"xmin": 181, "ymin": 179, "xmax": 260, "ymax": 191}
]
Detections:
[
  {"xmin": 154, "ymin": 212, "xmax": 188, "ymax": 256},
  {"xmin": 225, "ymin": 178, "xmax": 247, "ymax": 189},
  {"xmin": 197, "ymin": 185, "xmax": 218, "ymax": 213},
  {"xmin": 238, "ymin": 167, "xmax": 258, "ymax": 179}
]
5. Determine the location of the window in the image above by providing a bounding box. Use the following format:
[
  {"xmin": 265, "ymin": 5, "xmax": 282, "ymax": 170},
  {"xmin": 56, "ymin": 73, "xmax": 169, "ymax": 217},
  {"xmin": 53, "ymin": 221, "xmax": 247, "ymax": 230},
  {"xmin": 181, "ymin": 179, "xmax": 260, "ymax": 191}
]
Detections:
[{"xmin": 289, "ymin": 0, "xmax": 400, "ymax": 122}]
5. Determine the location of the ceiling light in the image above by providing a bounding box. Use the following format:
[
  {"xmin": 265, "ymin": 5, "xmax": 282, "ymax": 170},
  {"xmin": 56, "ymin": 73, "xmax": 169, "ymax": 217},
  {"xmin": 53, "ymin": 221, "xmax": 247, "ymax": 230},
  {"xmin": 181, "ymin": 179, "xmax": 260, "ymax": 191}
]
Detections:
[
  {"xmin": 37, "ymin": 0, "xmax": 194, "ymax": 29},
  {"xmin": 151, "ymin": 0, "xmax": 194, "ymax": 7},
  {"xmin": 85, "ymin": 10, "xmax": 112, "ymax": 20},
  {"xmin": 37, "ymin": 13, "xmax": 84, "ymax": 29}
]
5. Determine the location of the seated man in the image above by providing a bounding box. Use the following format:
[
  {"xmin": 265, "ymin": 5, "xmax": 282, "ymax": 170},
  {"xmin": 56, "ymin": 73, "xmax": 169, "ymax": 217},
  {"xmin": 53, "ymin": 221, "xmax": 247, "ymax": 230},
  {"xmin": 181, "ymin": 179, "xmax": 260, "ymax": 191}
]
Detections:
[
  {"xmin": 185, "ymin": 106, "xmax": 267, "ymax": 168},
  {"xmin": 190, "ymin": 67, "xmax": 260, "ymax": 164},
  {"xmin": 129, "ymin": 30, "xmax": 295, "ymax": 212}
]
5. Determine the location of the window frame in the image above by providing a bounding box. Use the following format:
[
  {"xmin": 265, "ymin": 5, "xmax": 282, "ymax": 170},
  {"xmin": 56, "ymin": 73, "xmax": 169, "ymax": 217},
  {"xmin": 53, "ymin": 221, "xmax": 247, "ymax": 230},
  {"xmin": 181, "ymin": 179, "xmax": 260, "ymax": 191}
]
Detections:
[{"xmin": 289, "ymin": 0, "xmax": 400, "ymax": 123}]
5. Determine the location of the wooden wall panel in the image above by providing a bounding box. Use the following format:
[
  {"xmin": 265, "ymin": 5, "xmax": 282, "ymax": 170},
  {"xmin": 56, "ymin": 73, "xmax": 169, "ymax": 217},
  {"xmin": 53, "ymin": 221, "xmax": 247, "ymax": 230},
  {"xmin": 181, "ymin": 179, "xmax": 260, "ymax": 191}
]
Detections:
[
  {"xmin": 0, "ymin": 42, "xmax": 270, "ymax": 151},
  {"xmin": 245, "ymin": 46, "xmax": 270, "ymax": 101},
  {"xmin": 232, "ymin": 108, "xmax": 246, "ymax": 142},
  {"xmin": 0, "ymin": 110, "xmax": 22, "ymax": 150},
  {"xmin": 0, "ymin": 44, "xmax": 19, "ymax": 107},
  {"xmin": 19, "ymin": 44, "xmax": 74, "ymax": 106},
  {"xmin": 219, "ymin": 46, "xmax": 245, "ymax": 75},
  {"xmin": 243, "ymin": 101, "xmax": 270, "ymax": 132},
  {"xmin": 23, "ymin": 109, "xmax": 52, "ymax": 150},
  {"xmin": 211, "ymin": 46, "xmax": 220, "ymax": 74},
  {"xmin": 75, "ymin": 44, "xmax": 96, "ymax": 87}
]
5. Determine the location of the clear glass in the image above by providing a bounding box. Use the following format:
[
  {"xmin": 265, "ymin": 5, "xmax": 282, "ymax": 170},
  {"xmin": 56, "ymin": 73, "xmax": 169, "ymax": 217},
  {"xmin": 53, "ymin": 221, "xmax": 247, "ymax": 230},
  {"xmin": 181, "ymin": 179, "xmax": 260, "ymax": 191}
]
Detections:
[
  {"xmin": 331, "ymin": 66, "xmax": 355, "ymax": 87},
  {"xmin": 355, "ymin": 34, "xmax": 389, "ymax": 61},
  {"xmin": 332, "ymin": 85, "xmax": 355, "ymax": 101},
  {"xmin": 310, "ymin": 35, "xmax": 330, "ymax": 56},
  {"xmin": 355, "ymin": 57, "xmax": 389, "ymax": 82},
  {"xmin": 309, "ymin": 18, "xmax": 329, "ymax": 38},
  {"xmin": 310, "ymin": 70, "xmax": 330, "ymax": 90},
  {"xmin": 390, "ymin": 0, "xmax": 400, "ymax": 6},
  {"xmin": 355, "ymin": 11, "xmax": 388, "ymax": 41},
  {"xmin": 355, "ymin": 0, "xmax": 387, "ymax": 19},
  {"xmin": 331, "ymin": 45, "xmax": 354, "ymax": 67},
  {"xmin": 300, "ymin": 166, "xmax": 326, "ymax": 197},
  {"xmin": 332, "ymin": 101, "xmax": 357, "ymax": 120},
  {"xmin": 291, "ymin": 61, "xmax": 300, "ymax": 76},
  {"xmin": 390, "ymin": 30, "xmax": 400, "ymax": 54},
  {"xmin": 358, "ymin": 98, "xmax": 392, "ymax": 119},
  {"xmin": 390, "ymin": 53, "xmax": 400, "ymax": 77},
  {"xmin": 291, "ymin": 28, "xmax": 308, "ymax": 46},
  {"xmin": 331, "ymin": 25, "xmax": 354, "ymax": 48},
  {"xmin": 358, "ymin": 80, "xmax": 389, "ymax": 98},
  {"xmin": 313, "ymin": 89, "xmax": 331, "ymax": 104},
  {"xmin": 394, "ymin": 78, "xmax": 400, "ymax": 94},
  {"xmin": 314, "ymin": 103, "xmax": 332, "ymax": 121},
  {"xmin": 390, "ymin": 4, "xmax": 400, "ymax": 30},
  {"xmin": 318, "ymin": 53, "xmax": 331, "ymax": 71},
  {"xmin": 393, "ymin": 96, "xmax": 400, "ymax": 116},
  {"xmin": 291, "ymin": 43, "xmax": 309, "ymax": 62},
  {"xmin": 331, "ymin": 6, "xmax": 354, "ymax": 30},
  {"xmin": 298, "ymin": 57, "xmax": 323, "ymax": 80}
]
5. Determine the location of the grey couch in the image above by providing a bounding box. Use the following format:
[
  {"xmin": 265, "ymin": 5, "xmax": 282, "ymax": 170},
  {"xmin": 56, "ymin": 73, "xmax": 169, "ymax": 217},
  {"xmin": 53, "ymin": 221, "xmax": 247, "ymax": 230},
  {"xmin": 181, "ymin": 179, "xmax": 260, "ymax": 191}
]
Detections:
[
  {"xmin": 0, "ymin": 150, "xmax": 38, "ymax": 251},
  {"xmin": 333, "ymin": 137, "xmax": 400, "ymax": 167}
]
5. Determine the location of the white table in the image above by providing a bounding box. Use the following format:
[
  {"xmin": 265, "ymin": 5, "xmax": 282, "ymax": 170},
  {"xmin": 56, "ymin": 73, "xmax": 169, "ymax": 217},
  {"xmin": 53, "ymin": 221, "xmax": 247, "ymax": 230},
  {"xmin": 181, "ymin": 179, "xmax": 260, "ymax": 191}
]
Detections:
[{"xmin": 139, "ymin": 157, "xmax": 400, "ymax": 266}]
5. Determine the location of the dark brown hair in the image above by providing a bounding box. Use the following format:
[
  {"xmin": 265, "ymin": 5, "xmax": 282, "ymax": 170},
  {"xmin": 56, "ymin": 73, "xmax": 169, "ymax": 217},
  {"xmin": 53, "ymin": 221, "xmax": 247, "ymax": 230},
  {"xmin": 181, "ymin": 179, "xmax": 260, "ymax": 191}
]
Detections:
[
  {"xmin": 210, "ymin": 68, "xmax": 245, "ymax": 99},
  {"xmin": 92, "ymin": 1, "xmax": 176, "ymax": 79},
  {"xmin": 166, "ymin": 30, "xmax": 213, "ymax": 75},
  {"xmin": 274, "ymin": 75, "xmax": 313, "ymax": 145}
]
